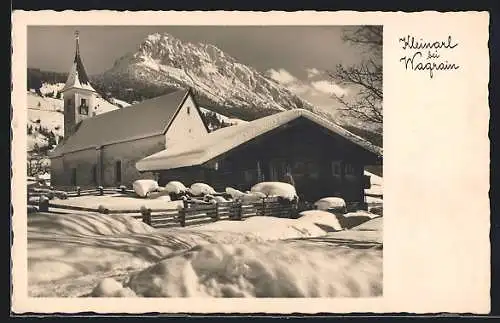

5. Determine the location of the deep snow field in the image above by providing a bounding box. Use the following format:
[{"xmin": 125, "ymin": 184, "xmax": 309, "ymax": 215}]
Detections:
[{"xmin": 28, "ymin": 211, "xmax": 382, "ymax": 298}]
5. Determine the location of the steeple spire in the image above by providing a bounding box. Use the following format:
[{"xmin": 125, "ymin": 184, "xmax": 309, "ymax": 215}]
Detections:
[
  {"xmin": 61, "ymin": 30, "xmax": 96, "ymax": 93},
  {"xmin": 75, "ymin": 30, "xmax": 80, "ymax": 58}
]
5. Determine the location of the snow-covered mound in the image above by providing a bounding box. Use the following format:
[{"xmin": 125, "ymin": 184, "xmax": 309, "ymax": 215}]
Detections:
[
  {"xmin": 351, "ymin": 217, "xmax": 383, "ymax": 232},
  {"xmin": 314, "ymin": 197, "xmax": 346, "ymax": 211},
  {"xmin": 29, "ymin": 212, "xmax": 155, "ymax": 237},
  {"xmin": 164, "ymin": 181, "xmax": 188, "ymax": 194},
  {"xmin": 101, "ymin": 241, "xmax": 382, "ymax": 297},
  {"xmin": 133, "ymin": 179, "xmax": 159, "ymax": 197},
  {"xmin": 224, "ymin": 187, "xmax": 265, "ymax": 202},
  {"xmin": 189, "ymin": 183, "xmax": 216, "ymax": 196},
  {"xmin": 250, "ymin": 182, "xmax": 297, "ymax": 200},
  {"xmin": 91, "ymin": 278, "xmax": 137, "ymax": 297},
  {"xmin": 297, "ymin": 210, "xmax": 343, "ymax": 232},
  {"xmin": 189, "ymin": 215, "xmax": 331, "ymax": 241},
  {"xmin": 365, "ymin": 171, "xmax": 383, "ymax": 196}
]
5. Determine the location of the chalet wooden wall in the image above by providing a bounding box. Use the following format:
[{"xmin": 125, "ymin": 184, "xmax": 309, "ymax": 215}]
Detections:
[{"xmin": 156, "ymin": 119, "xmax": 375, "ymax": 203}]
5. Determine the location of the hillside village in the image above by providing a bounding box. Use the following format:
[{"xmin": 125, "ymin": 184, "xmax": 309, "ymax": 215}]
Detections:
[{"xmin": 26, "ymin": 28, "xmax": 383, "ymax": 299}]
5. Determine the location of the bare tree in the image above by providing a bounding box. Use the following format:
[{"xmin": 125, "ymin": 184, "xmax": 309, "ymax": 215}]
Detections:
[{"xmin": 329, "ymin": 26, "xmax": 383, "ymax": 126}]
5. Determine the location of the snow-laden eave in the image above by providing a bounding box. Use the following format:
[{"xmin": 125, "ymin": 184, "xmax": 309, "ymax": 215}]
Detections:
[{"xmin": 136, "ymin": 109, "xmax": 383, "ymax": 172}]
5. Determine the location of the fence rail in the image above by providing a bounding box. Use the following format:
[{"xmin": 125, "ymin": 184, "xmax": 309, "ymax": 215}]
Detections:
[{"xmin": 27, "ymin": 186, "xmax": 298, "ymax": 228}]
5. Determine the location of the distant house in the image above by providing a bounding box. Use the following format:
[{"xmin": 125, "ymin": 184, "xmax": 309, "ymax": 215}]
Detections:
[
  {"xmin": 136, "ymin": 109, "xmax": 382, "ymax": 205},
  {"xmin": 49, "ymin": 32, "xmax": 209, "ymax": 189}
]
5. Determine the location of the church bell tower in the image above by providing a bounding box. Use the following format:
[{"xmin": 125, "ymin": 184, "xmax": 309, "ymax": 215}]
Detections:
[{"xmin": 60, "ymin": 30, "xmax": 98, "ymax": 138}]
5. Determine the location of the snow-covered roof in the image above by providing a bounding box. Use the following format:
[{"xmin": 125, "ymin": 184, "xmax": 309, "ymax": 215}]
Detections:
[
  {"xmin": 136, "ymin": 108, "xmax": 383, "ymax": 172},
  {"xmin": 50, "ymin": 88, "xmax": 190, "ymax": 157}
]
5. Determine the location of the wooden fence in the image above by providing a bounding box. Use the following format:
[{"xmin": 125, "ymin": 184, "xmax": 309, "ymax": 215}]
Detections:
[{"xmin": 27, "ymin": 186, "xmax": 298, "ymax": 228}]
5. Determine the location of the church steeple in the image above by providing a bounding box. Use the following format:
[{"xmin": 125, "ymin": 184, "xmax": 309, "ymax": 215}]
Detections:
[
  {"xmin": 61, "ymin": 30, "xmax": 98, "ymax": 138},
  {"xmin": 61, "ymin": 30, "xmax": 96, "ymax": 93}
]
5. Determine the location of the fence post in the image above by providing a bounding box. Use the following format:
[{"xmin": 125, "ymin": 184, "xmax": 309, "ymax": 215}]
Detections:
[
  {"xmin": 179, "ymin": 199, "xmax": 188, "ymax": 227},
  {"xmin": 98, "ymin": 186, "xmax": 104, "ymax": 196},
  {"xmin": 76, "ymin": 186, "xmax": 81, "ymax": 197},
  {"xmin": 179, "ymin": 209, "xmax": 186, "ymax": 227},
  {"xmin": 141, "ymin": 206, "xmax": 152, "ymax": 226},
  {"xmin": 262, "ymin": 198, "xmax": 266, "ymax": 217},
  {"xmin": 237, "ymin": 201, "xmax": 243, "ymax": 221},
  {"xmin": 39, "ymin": 195, "xmax": 49, "ymax": 212},
  {"xmin": 212, "ymin": 200, "xmax": 219, "ymax": 221}
]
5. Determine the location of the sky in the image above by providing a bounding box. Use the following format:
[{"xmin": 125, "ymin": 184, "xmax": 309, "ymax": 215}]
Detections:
[{"xmin": 27, "ymin": 26, "xmax": 381, "ymax": 114}]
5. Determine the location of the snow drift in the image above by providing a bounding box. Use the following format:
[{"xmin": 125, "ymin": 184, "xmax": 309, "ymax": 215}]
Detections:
[
  {"xmin": 94, "ymin": 241, "xmax": 382, "ymax": 297},
  {"xmin": 28, "ymin": 212, "xmax": 155, "ymax": 237},
  {"xmin": 133, "ymin": 179, "xmax": 159, "ymax": 197}
]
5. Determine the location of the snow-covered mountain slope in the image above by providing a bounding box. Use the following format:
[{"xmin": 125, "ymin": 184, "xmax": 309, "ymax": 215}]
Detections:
[{"xmin": 96, "ymin": 32, "xmax": 324, "ymax": 121}]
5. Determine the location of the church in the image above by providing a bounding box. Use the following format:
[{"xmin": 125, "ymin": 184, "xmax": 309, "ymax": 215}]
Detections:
[
  {"xmin": 49, "ymin": 32, "xmax": 210, "ymax": 189},
  {"xmin": 50, "ymin": 31, "xmax": 382, "ymax": 205}
]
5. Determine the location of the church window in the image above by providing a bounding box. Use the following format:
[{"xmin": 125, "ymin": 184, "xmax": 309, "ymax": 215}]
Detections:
[
  {"xmin": 79, "ymin": 98, "xmax": 88, "ymax": 115},
  {"xmin": 187, "ymin": 106, "xmax": 191, "ymax": 115},
  {"xmin": 66, "ymin": 99, "xmax": 72, "ymax": 107}
]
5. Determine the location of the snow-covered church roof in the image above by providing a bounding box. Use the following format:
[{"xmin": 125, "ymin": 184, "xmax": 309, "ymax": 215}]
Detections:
[
  {"xmin": 136, "ymin": 108, "xmax": 383, "ymax": 172},
  {"xmin": 50, "ymin": 88, "xmax": 192, "ymax": 157},
  {"xmin": 61, "ymin": 31, "xmax": 97, "ymax": 93}
]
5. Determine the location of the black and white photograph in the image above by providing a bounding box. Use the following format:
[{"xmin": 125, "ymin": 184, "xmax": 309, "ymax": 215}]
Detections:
[{"xmin": 25, "ymin": 24, "xmax": 384, "ymax": 298}]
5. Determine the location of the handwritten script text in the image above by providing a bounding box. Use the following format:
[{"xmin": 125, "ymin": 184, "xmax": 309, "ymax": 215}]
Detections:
[{"xmin": 399, "ymin": 35, "xmax": 460, "ymax": 78}]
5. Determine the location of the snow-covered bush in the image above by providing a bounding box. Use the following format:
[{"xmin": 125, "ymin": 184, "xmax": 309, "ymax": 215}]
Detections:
[
  {"xmin": 250, "ymin": 182, "xmax": 297, "ymax": 201},
  {"xmin": 133, "ymin": 179, "xmax": 159, "ymax": 198},
  {"xmin": 225, "ymin": 187, "xmax": 245, "ymax": 200},
  {"xmin": 225, "ymin": 187, "xmax": 265, "ymax": 202},
  {"xmin": 189, "ymin": 183, "xmax": 216, "ymax": 196},
  {"xmin": 314, "ymin": 197, "xmax": 346, "ymax": 213},
  {"xmin": 297, "ymin": 210, "xmax": 343, "ymax": 232},
  {"xmin": 164, "ymin": 181, "xmax": 188, "ymax": 194}
]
